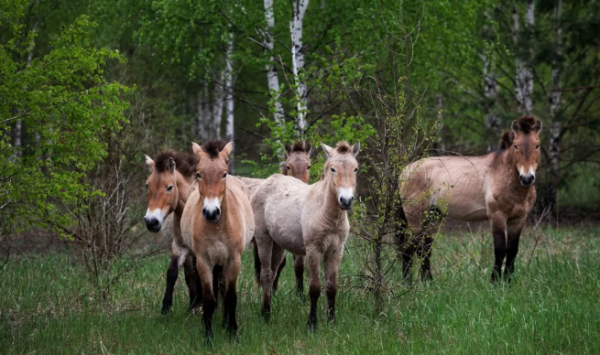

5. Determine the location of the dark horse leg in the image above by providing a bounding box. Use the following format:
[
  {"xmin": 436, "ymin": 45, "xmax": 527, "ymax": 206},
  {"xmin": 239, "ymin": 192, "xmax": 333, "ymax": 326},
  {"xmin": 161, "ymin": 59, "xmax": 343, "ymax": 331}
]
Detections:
[
  {"xmin": 324, "ymin": 247, "xmax": 343, "ymax": 324},
  {"xmin": 504, "ymin": 218, "xmax": 525, "ymax": 282},
  {"xmin": 418, "ymin": 206, "xmax": 444, "ymax": 281},
  {"xmin": 490, "ymin": 215, "xmax": 507, "ymax": 283},
  {"xmin": 183, "ymin": 255, "xmax": 202, "ymax": 310},
  {"xmin": 272, "ymin": 254, "xmax": 286, "ymax": 293},
  {"xmin": 293, "ymin": 255, "xmax": 305, "ymax": 300},
  {"xmin": 161, "ymin": 255, "xmax": 179, "ymax": 314},
  {"xmin": 223, "ymin": 257, "xmax": 241, "ymax": 340},
  {"xmin": 394, "ymin": 203, "xmax": 414, "ymax": 282},
  {"xmin": 196, "ymin": 259, "xmax": 216, "ymax": 342},
  {"xmin": 306, "ymin": 248, "xmax": 322, "ymax": 332}
]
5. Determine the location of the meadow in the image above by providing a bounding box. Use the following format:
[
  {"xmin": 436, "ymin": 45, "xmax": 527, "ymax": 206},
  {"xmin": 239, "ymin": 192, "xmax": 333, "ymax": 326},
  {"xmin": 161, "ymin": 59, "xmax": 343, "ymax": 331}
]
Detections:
[{"xmin": 1, "ymin": 225, "xmax": 599, "ymax": 354}]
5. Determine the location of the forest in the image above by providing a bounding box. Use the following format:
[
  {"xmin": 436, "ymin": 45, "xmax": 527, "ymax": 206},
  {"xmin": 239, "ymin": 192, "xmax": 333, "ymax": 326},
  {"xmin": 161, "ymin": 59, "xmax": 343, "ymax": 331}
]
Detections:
[{"xmin": 1, "ymin": 0, "xmax": 600, "ymax": 353}]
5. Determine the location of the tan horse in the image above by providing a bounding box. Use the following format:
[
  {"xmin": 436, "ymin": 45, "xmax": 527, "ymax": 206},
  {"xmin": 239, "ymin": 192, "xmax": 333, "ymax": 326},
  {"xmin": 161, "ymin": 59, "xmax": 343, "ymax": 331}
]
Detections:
[
  {"xmin": 186, "ymin": 140, "xmax": 255, "ymax": 340},
  {"xmin": 252, "ymin": 141, "xmax": 360, "ymax": 331},
  {"xmin": 240, "ymin": 141, "xmax": 313, "ymax": 296},
  {"xmin": 398, "ymin": 116, "xmax": 542, "ymax": 282},
  {"xmin": 143, "ymin": 150, "xmax": 201, "ymax": 313}
]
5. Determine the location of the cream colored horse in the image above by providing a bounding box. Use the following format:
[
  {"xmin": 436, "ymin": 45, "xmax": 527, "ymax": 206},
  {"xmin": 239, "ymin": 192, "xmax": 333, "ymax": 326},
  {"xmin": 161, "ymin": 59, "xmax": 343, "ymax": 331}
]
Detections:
[
  {"xmin": 143, "ymin": 150, "xmax": 200, "ymax": 313},
  {"xmin": 398, "ymin": 116, "xmax": 542, "ymax": 282},
  {"xmin": 186, "ymin": 140, "xmax": 255, "ymax": 340},
  {"xmin": 240, "ymin": 141, "xmax": 313, "ymax": 296},
  {"xmin": 252, "ymin": 141, "xmax": 359, "ymax": 331}
]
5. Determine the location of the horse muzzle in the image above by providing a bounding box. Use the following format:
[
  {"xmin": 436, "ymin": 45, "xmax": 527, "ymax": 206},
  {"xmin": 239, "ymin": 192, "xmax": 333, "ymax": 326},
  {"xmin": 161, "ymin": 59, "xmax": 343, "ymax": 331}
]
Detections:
[
  {"xmin": 339, "ymin": 196, "xmax": 354, "ymax": 210},
  {"xmin": 144, "ymin": 216, "xmax": 162, "ymax": 233},
  {"xmin": 202, "ymin": 207, "xmax": 221, "ymax": 223},
  {"xmin": 519, "ymin": 174, "xmax": 535, "ymax": 186}
]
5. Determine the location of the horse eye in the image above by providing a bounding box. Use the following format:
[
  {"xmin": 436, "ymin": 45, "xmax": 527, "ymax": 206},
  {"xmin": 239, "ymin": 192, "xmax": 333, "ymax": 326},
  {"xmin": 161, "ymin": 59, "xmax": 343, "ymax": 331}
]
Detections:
[
  {"xmin": 222, "ymin": 172, "xmax": 227, "ymax": 179},
  {"xmin": 536, "ymin": 145, "xmax": 540, "ymax": 149},
  {"xmin": 307, "ymin": 165, "xmax": 311, "ymax": 170},
  {"xmin": 166, "ymin": 185, "xmax": 173, "ymax": 192},
  {"xmin": 145, "ymin": 184, "xmax": 148, "ymax": 189},
  {"xmin": 330, "ymin": 168, "xmax": 336, "ymax": 173},
  {"xmin": 514, "ymin": 145, "xmax": 518, "ymax": 150},
  {"xmin": 286, "ymin": 166, "xmax": 291, "ymax": 170},
  {"xmin": 196, "ymin": 172, "xmax": 202, "ymax": 179},
  {"xmin": 354, "ymin": 168, "xmax": 358, "ymax": 173}
]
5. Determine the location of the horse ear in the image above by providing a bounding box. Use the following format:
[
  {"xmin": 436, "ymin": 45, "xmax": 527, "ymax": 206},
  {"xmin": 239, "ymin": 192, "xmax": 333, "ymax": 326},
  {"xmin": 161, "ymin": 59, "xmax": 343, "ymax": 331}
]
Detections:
[
  {"xmin": 166, "ymin": 157, "xmax": 176, "ymax": 173},
  {"xmin": 321, "ymin": 143, "xmax": 334, "ymax": 158},
  {"xmin": 145, "ymin": 155, "xmax": 154, "ymax": 172},
  {"xmin": 192, "ymin": 142, "xmax": 202, "ymax": 157},
  {"xmin": 220, "ymin": 141, "xmax": 234, "ymax": 157},
  {"xmin": 534, "ymin": 119, "xmax": 542, "ymax": 134},
  {"xmin": 352, "ymin": 142, "xmax": 360, "ymax": 156},
  {"xmin": 511, "ymin": 120, "xmax": 520, "ymax": 135},
  {"xmin": 304, "ymin": 141, "xmax": 312, "ymax": 155},
  {"xmin": 284, "ymin": 142, "xmax": 292, "ymax": 154}
]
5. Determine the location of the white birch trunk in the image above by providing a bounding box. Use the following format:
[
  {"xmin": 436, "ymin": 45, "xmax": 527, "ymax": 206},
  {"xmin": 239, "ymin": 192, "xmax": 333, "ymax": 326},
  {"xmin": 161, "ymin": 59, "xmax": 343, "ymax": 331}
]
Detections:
[
  {"xmin": 513, "ymin": 2, "xmax": 535, "ymax": 115},
  {"xmin": 264, "ymin": 0, "xmax": 285, "ymax": 126},
  {"xmin": 482, "ymin": 8, "xmax": 499, "ymax": 150},
  {"xmin": 549, "ymin": 0, "xmax": 563, "ymax": 208},
  {"xmin": 224, "ymin": 32, "xmax": 235, "ymax": 173},
  {"xmin": 290, "ymin": 0, "xmax": 309, "ymax": 134},
  {"xmin": 213, "ymin": 74, "xmax": 224, "ymax": 139},
  {"xmin": 197, "ymin": 81, "xmax": 211, "ymax": 141}
]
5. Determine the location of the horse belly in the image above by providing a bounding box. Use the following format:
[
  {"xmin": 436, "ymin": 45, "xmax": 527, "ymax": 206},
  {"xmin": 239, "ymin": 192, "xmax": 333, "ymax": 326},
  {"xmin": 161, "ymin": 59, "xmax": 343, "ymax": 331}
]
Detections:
[
  {"xmin": 445, "ymin": 188, "xmax": 488, "ymax": 222},
  {"xmin": 265, "ymin": 203, "xmax": 305, "ymax": 255}
]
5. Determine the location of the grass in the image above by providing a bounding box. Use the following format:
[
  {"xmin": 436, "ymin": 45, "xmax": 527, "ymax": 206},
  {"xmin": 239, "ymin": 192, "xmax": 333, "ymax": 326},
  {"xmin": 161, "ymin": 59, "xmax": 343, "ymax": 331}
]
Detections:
[{"xmin": 1, "ymin": 225, "xmax": 600, "ymax": 354}]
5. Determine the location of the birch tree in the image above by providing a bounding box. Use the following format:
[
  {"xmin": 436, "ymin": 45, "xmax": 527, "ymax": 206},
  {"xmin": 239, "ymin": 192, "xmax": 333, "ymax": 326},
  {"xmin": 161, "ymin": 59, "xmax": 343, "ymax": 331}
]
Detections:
[
  {"xmin": 224, "ymin": 32, "xmax": 235, "ymax": 172},
  {"xmin": 548, "ymin": 0, "xmax": 563, "ymax": 209},
  {"xmin": 513, "ymin": 1, "xmax": 535, "ymax": 114},
  {"xmin": 290, "ymin": 0, "xmax": 309, "ymax": 134},
  {"xmin": 264, "ymin": 0, "xmax": 285, "ymax": 126},
  {"xmin": 482, "ymin": 8, "xmax": 499, "ymax": 150}
]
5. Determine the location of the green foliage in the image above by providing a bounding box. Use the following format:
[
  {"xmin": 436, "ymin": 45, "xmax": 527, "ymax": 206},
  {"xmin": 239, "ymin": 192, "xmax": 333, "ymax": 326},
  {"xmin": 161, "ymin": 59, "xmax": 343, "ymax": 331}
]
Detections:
[{"xmin": 0, "ymin": 10, "xmax": 129, "ymax": 232}]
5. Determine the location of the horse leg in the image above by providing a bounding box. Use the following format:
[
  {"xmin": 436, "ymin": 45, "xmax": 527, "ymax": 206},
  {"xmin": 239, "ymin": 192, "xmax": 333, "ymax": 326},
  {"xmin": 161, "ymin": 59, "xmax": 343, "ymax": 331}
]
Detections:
[
  {"xmin": 293, "ymin": 254, "xmax": 305, "ymax": 301},
  {"xmin": 183, "ymin": 254, "xmax": 202, "ymax": 310},
  {"xmin": 395, "ymin": 205, "xmax": 416, "ymax": 283},
  {"xmin": 418, "ymin": 207, "xmax": 443, "ymax": 281},
  {"xmin": 270, "ymin": 244, "xmax": 286, "ymax": 296},
  {"xmin": 257, "ymin": 235, "xmax": 274, "ymax": 322},
  {"xmin": 324, "ymin": 247, "xmax": 343, "ymax": 324},
  {"xmin": 272, "ymin": 254, "xmax": 286, "ymax": 293},
  {"xmin": 504, "ymin": 218, "xmax": 525, "ymax": 282},
  {"xmin": 306, "ymin": 246, "xmax": 323, "ymax": 332},
  {"xmin": 161, "ymin": 251, "xmax": 185, "ymax": 314},
  {"xmin": 223, "ymin": 256, "xmax": 241, "ymax": 340},
  {"xmin": 196, "ymin": 258, "xmax": 216, "ymax": 341},
  {"xmin": 490, "ymin": 215, "xmax": 507, "ymax": 283}
]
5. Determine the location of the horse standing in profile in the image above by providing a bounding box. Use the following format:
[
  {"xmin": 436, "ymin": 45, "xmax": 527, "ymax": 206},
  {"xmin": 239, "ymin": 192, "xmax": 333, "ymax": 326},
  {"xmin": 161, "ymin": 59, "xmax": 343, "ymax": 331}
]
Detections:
[
  {"xmin": 185, "ymin": 140, "xmax": 255, "ymax": 340},
  {"xmin": 252, "ymin": 141, "xmax": 360, "ymax": 331},
  {"xmin": 143, "ymin": 151, "xmax": 201, "ymax": 313},
  {"xmin": 398, "ymin": 116, "xmax": 542, "ymax": 282}
]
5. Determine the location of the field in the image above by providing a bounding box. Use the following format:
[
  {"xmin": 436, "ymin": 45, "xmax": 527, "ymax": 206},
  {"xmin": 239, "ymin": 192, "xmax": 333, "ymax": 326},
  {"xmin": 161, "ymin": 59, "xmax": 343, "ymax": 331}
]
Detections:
[{"xmin": 2, "ymin": 225, "xmax": 600, "ymax": 354}]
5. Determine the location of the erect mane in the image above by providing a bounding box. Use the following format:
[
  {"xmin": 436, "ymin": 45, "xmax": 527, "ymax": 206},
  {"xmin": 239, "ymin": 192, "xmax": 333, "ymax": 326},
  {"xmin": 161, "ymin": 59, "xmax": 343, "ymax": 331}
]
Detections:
[
  {"xmin": 514, "ymin": 115, "xmax": 538, "ymax": 134},
  {"xmin": 334, "ymin": 141, "xmax": 352, "ymax": 154},
  {"xmin": 154, "ymin": 150, "xmax": 198, "ymax": 177},
  {"xmin": 201, "ymin": 139, "xmax": 228, "ymax": 159},
  {"xmin": 498, "ymin": 130, "xmax": 515, "ymax": 150},
  {"xmin": 289, "ymin": 141, "xmax": 310, "ymax": 154}
]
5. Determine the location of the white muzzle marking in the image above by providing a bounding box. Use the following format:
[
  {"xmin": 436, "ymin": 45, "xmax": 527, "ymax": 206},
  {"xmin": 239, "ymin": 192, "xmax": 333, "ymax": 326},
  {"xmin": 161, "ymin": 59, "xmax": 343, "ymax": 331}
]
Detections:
[
  {"xmin": 203, "ymin": 197, "xmax": 221, "ymax": 213},
  {"xmin": 145, "ymin": 208, "xmax": 165, "ymax": 225},
  {"xmin": 337, "ymin": 187, "xmax": 354, "ymax": 201}
]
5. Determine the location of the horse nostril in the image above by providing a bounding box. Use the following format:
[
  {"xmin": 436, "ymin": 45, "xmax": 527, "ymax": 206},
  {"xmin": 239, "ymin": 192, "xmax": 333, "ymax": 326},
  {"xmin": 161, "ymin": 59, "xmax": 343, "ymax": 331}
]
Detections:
[
  {"xmin": 144, "ymin": 217, "xmax": 160, "ymax": 232},
  {"xmin": 519, "ymin": 175, "xmax": 535, "ymax": 186},
  {"xmin": 339, "ymin": 196, "xmax": 354, "ymax": 209},
  {"xmin": 202, "ymin": 208, "xmax": 221, "ymax": 222}
]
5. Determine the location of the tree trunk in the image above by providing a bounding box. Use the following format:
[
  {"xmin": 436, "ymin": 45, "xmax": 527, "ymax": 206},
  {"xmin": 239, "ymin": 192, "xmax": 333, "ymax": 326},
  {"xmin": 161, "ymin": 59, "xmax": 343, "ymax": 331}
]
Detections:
[
  {"xmin": 263, "ymin": 0, "xmax": 285, "ymax": 127},
  {"xmin": 482, "ymin": 8, "xmax": 499, "ymax": 151},
  {"xmin": 513, "ymin": 1, "xmax": 535, "ymax": 115},
  {"xmin": 213, "ymin": 76, "xmax": 224, "ymax": 139},
  {"xmin": 224, "ymin": 32, "xmax": 235, "ymax": 173},
  {"xmin": 290, "ymin": 0, "xmax": 309, "ymax": 135},
  {"xmin": 197, "ymin": 81, "xmax": 211, "ymax": 141},
  {"xmin": 548, "ymin": 0, "xmax": 563, "ymax": 212}
]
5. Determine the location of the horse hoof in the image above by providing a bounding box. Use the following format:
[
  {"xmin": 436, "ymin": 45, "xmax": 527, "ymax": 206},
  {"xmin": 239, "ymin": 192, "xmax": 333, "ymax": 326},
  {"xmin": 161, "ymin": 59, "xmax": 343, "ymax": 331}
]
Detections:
[{"xmin": 161, "ymin": 304, "xmax": 172, "ymax": 315}]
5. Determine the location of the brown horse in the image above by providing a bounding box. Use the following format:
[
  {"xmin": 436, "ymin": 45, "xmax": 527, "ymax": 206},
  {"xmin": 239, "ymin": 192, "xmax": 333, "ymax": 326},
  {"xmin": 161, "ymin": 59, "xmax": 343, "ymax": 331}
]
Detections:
[
  {"xmin": 143, "ymin": 150, "xmax": 201, "ymax": 313},
  {"xmin": 186, "ymin": 140, "xmax": 255, "ymax": 340},
  {"xmin": 252, "ymin": 141, "xmax": 360, "ymax": 331},
  {"xmin": 398, "ymin": 116, "xmax": 542, "ymax": 282},
  {"xmin": 239, "ymin": 141, "xmax": 312, "ymax": 296}
]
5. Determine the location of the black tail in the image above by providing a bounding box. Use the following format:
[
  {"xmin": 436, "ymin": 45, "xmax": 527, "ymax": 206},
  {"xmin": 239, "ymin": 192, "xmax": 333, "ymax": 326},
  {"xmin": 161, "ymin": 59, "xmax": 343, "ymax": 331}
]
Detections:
[{"xmin": 252, "ymin": 239, "xmax": 262, "ymax": 287}]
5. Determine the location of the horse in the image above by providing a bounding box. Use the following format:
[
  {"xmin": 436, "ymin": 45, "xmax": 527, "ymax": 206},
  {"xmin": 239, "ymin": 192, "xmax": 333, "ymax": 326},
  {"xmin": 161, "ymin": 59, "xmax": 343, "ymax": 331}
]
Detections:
[
  {"xmin": 185, "ymin": 140, "xmax": 255, "ymax": 340},
  {"xmin": 143, "ymin": 150, "xmax": 202, "ymax": 314},
  {"xmin": 397, "ymin": 116, "xmax": 542, "ymax": 282},
  {"xmin": 239, "ymin": 141, "xmax": 312, "ymax": 296},
  {"xmin": 251, "ymin": 141, "xmax": 360, "ymax": 331}
]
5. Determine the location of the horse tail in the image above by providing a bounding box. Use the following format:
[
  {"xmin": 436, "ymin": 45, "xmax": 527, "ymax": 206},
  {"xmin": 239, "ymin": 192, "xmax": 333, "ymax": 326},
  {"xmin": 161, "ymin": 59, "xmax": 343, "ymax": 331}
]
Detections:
[{"xmin": 252, "ymin": 239, "xmax": 262, "ymax": 287}]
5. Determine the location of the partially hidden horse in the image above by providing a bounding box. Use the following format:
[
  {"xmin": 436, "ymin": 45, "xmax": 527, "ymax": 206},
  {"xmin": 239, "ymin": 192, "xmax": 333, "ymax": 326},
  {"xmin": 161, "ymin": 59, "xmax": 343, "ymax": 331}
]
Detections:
[
  {"xmin": 397, "ymin": 116, "xmax": 542, "ymax": 282},
  {"xmin": 239, "ymin": 141, "xmax": 312, "ymax": 296},
  {"xmin": 252, "ymin": 141, "xmax": 360, "ymax": 331},
  {"xmin": 185, "ymin": 140, "xmax": 255, "ymax": 340},
  {"xmin": 143, "ymin": 150, "xmax": 201, "ymax": 314}
]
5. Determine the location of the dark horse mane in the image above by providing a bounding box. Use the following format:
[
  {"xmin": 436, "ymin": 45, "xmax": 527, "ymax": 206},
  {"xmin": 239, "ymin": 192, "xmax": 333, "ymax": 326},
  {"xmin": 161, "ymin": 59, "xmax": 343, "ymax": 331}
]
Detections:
[
  {"xmin": 334, "ymin": 141, "xmax": 352, "ymax": 154},
  {"xmin": 285, "ymin": 141, "xmax": 311, "ymax": 154},
  {"xmin": 201, "ymin": 139, "xmax": 229, "ymax": 159},
  {"xmin": 498, "ymin": 131, "xmax": 515, "ymax": 150},
  {"xmin": 154, "ymin": 150, "xmax": 198, "ymax": 177},
  {"xmin": 496, "ymin": 115, "xmax": 539, "ymax": 151}
]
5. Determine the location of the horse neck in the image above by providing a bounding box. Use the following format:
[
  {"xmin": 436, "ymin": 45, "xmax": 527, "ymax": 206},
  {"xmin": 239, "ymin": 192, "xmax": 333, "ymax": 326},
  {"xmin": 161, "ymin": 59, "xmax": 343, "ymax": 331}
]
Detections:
[
  {"xmin": 174, "ymin": 171, "xmax": 194, "ymax": 214},
  {"xmin": 316, "ymin": 176, "xmax": 347, "ymax": 227}
]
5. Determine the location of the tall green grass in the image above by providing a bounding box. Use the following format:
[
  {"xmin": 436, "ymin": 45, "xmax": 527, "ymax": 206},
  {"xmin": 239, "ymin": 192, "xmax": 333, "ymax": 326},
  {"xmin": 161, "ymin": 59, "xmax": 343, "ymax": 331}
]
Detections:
[{"xmin": 1, "ymin": 226, "xmax": 599, "ymax": 354}]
